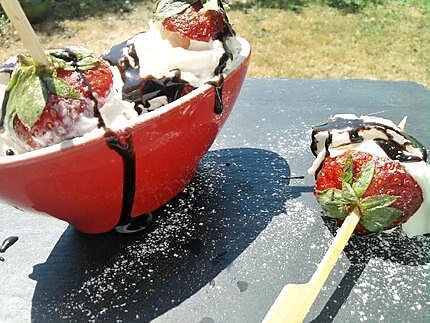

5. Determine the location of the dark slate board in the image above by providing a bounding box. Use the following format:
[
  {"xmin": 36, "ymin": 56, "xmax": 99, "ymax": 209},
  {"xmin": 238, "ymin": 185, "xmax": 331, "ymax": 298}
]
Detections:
[{"xmin": 0, "ymin": 79, "xmax": 429, "ymax": 323}]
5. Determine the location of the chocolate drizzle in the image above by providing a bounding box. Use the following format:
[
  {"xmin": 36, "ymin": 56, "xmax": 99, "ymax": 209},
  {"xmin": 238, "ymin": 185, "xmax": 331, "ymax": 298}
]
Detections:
[
  {"xmin": 311, "ymin": 117, "xmax": 428, "ymax": 167},
  {"xmin": 0, "ymin": 62, "xmax": 16, "ymax": 75},
  {"xmin": 105, "ymin": 129, "xmax": 136, "ymax": 226},
  {"xmin": 207, "ymin": 74, "xmax": 224, "ymax": 114},
  {"xmin": 0, "ymin": 50, "xmax": 140, "ymax": 230},
  {"xmin": 374, "ymin": 138, "xmax": 422, "ymax": 162},
  {"xmin": 0, "ymin": 62, "xmax": 16, "ymax": 130},
  {"xmin": 0, "ymin": 91, "xmax": 10, "ymax": 131},
  {"xmin": 52, "ymin": 49, "xmax": 106, "ymax": 128},
  {"xmin": 104, "ymin": 42, "xmax": 191, "ymax": 114},
  {"xmin": 0, "ymin": 236, "xmax": 18, "ymax": 262}
]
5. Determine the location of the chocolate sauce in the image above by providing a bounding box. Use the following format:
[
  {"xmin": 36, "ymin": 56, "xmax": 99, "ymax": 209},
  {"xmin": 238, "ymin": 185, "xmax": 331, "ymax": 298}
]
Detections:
[
  {"xmin": 53, "ymin": 49, "xmax": 106, "ymax": 128},
  {"xmin": 374, "ymin": 139, "xmax": 422, "ymax": 162},
  {"xmin": 0, "ymin": 236, "xmax": 18, "ymax": 261},
  {"xmin": 104, "ymin": 42, "xmax": 190, "ymax": 114},
  {"xmin": 0, "ymin": 236, "xmax": 18, "ymax": 252},
  {"xmin": 0, "ymin": 62, "xmax": 16, "ymax": 75},
  {"xmin": 0, "ymin": 63, "xmax": 16, "ymax": 130},
  {"xmin": 105, "ymin": 129, "xmax": 136, "ymax": 226},
  {"xmin": 207, "ymin": 75, "xmax": 224, "ymax": 114},
  {"xmin": 103, "ymin": 39, "xmax": 129, "ymax": 67},
  {"xmin": 0, "ymin": 50, "xmax": 139, "ymax": 230},
  {"xmin": 0, "ymin": 90, "xmax": 10, "ymax": 130},
  {"xmin": 311, "ymin": 117, "xmax": 427, "ymax": 164}
]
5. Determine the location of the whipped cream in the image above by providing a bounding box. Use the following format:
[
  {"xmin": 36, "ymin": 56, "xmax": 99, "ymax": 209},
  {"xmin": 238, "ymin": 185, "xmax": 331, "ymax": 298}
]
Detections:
[
  {"xmin": 106, "ymin": 22, "xmax": 241, "ymax": 88},
  {"xmin": 0, "ymin": 21, "xmax": 241, "ymax": 155},
  {"xmin": 309, "ymin": 114, "xmax": 430, "ymax": 237}
]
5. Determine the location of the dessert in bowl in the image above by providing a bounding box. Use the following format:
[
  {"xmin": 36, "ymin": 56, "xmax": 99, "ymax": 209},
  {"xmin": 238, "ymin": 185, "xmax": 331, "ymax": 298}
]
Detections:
[{"xmin": 0, "ymin": 0, "xmax": 251, "ymax": 233}]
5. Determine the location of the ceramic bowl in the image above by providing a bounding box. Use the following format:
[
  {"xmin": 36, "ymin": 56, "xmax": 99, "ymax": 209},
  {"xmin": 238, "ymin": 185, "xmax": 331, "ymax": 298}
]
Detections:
[{"xmin": 0, "ymin": 38, "xmax": 250, "ymax": 234}]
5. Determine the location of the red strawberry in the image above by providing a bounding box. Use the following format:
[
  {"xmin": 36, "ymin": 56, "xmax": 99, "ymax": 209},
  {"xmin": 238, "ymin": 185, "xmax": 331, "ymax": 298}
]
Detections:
[
  {"xmin": 162, "ymin": 2, "xmax": 227, "ymax": 42},
  {"xmin": 13, "ymin": 62, "xmax": 113, "ymax": 149},
  {"xmin": 56, "ymin": 62, "xmax": 113, "ymax": 101},
  {"xmin": 315, "ymin": 151, "xmax": 423, "ymax": 234}
]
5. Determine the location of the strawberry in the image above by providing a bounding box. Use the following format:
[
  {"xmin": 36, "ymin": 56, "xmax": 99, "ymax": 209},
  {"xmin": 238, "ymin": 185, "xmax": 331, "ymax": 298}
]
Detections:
[
  {"xmin": 7, "ymin": 54, "xmax": 113, "ymax": 149},
  {"xmin": 162, "ymin": 1, "xmax": 227, "ymax": 42},
  {"xmin": 315, "ymin": 151, "xmax": 423, "ymax": 234},
  {"xmin": 56, "ymin": 62, "xmax": 113, "ymax": 102}
]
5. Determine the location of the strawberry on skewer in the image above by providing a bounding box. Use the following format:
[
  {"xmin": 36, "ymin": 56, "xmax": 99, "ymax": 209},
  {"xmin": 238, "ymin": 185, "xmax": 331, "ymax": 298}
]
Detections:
[
  {"xmin": 264, "ymin": 115, "xmax": 430, "ymax": 322},
  {"xmin": 315, "ymin": 150, "xmax": 423, "ymax": 234}
]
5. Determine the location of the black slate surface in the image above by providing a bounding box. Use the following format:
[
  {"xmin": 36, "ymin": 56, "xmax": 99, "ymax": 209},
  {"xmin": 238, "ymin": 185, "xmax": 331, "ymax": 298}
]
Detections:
[{"xmin": 0, "ymin": 78, "xmax": 429, "ymax": 323}]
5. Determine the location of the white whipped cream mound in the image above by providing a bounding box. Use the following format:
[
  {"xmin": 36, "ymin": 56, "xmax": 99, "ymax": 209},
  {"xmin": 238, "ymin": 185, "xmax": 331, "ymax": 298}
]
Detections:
[
  {"xmin": 309, "ymin": 114, "xmax": 430, "ymax": 237},
  {"xmin": 0, "ymin": 21, "xmax": 243, "ymax": 155},
  {"xmin": 115, "ymin": 21, "xmax": 242, "ymax": 87}
]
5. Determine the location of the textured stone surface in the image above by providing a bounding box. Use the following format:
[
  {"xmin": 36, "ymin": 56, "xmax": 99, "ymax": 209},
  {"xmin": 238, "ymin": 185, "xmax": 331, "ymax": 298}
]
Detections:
[{"xmin": 0, "ymin": 79, "xmax": 429, "ymax": 323}]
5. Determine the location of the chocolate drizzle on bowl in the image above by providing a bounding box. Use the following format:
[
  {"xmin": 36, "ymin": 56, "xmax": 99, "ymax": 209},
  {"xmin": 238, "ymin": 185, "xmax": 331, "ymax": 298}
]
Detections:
[
  {"xmin": 105, "ymin": 129, "xmax": 136, "ymax": 227},
  {"xmin": 207, "ymin": 74, "xmax": 224, "ymax": 115},
  {"xmin": 311, "ymin": 116, "xmax": 428, "ymax": 174}
]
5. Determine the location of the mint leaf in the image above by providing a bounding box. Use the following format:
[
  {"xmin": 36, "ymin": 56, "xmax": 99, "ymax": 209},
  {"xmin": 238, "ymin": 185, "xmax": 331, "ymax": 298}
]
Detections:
[
  {"xmin": 342, "ymin": 154, "xmax": 353, "ymax": 185},
  {"xmin": 342, "ymin": 182, "xmax": 358, "ymax": 204},
  {"xmin": 352, "ymin": 159, "xmax": 375, "ymax": 197},
  {"xmin": 359, "ymin": 195, "xmax": 397, "ymax": 212},
  {"xmin": 43, "ymin": 75, "xmax": 81, "ymax": 99},
  {"xmin": 360, "ymin": 206, "xmax": 403, "ymax": 233},
  {"xmin": 317, "ymin": 189, "xmax": 351, "ymax": 219},
  {"xmin": 154, "ymin": 0, "xmax": 197, "ymax": 21},
  {"xmin": 48, "ymin": 48, "xmax": 100, "ymax": 71},
  {"xmin": 7, "ymin": 68, "xmax": 48, "ymax": 128},
  {"xmin": 5, "ymin": 67, "xmax": 21, "ymax": 92},
  {"xmin": 77, "ymin": 55, "xmax": 99, "ymax": 71}
]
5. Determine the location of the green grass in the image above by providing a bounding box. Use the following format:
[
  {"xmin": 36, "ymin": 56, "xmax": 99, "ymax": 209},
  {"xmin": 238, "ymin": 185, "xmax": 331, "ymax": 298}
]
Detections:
[{"xmin": 1, "ymin": 0, "xmax": 429, "ymax": 86}]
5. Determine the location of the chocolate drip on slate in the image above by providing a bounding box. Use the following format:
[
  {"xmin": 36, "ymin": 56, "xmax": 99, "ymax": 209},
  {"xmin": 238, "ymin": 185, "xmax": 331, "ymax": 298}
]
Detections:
[
  {"xmin": 0, "ymin": 236, "xmax": 18, "ymax": 261},
  {"xmin": 311, "ymin": 117, "xmax": 427, "ymax": 164},
  {"xmin": 0, "ymin": 236, "xmax": 18, "ymax": 252},
  {"xmin": 105, "ymin": 129, "xmax": 136, "ymax": 226}
]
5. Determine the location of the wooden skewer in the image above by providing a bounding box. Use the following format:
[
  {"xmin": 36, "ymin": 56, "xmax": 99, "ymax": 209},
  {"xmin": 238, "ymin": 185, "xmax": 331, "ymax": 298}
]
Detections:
[
  {"xmin": 0, "ymin": 0, "xmax": 49, "ymax": 66},
  {"xmin": 262, "ymin": 208, "xmax": 361, "ymax": 323}
]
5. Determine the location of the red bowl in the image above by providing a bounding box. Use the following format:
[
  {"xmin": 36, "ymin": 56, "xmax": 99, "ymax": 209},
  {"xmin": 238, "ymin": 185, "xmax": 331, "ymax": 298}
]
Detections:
[{"xmin": 0, "ymin": 38, "xmax": 250, "ymax": 234}]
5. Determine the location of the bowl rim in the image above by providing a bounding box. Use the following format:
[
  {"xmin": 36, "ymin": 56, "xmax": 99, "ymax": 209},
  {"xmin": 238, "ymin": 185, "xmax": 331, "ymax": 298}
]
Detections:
[{"xmin": 0, "ymin": 37, "xmax": 251, "ymax": 165}]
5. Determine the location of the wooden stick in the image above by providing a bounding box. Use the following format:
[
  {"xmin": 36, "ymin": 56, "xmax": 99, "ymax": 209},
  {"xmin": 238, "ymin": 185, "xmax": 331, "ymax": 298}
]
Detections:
[
  {"xmin": 0, "ymin": 0, "xmax": 49, "ymax": 66},
  {"xmin": 263, "ymin": 209, "xmax": 361, "ymax": 323}
]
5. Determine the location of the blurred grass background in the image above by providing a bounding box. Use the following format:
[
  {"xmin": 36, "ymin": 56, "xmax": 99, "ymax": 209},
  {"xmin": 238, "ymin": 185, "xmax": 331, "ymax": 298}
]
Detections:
[{"xmin": 0, "ymin": 0, "xmax": 429, "ymax": 86}]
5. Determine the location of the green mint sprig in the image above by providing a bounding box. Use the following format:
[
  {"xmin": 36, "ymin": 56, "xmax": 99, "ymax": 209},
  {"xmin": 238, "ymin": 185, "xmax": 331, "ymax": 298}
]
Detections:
[{"xmin": 316, "ymin": 154, "xmax": 403, "ymax": 233}]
